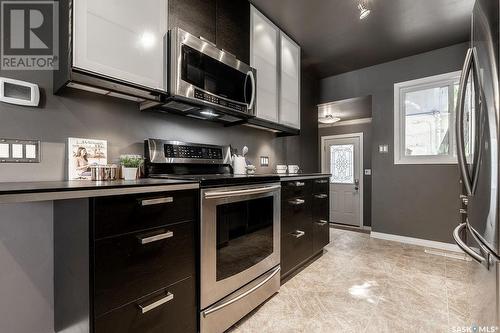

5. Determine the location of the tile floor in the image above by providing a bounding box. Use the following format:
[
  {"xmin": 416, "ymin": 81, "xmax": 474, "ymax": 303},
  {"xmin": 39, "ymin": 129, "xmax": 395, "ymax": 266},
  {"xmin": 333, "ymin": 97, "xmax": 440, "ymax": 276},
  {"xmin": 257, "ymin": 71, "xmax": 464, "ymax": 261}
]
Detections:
[{"xmin": 229, "ymin": 227, "xmax": 478, "ymax": 333}]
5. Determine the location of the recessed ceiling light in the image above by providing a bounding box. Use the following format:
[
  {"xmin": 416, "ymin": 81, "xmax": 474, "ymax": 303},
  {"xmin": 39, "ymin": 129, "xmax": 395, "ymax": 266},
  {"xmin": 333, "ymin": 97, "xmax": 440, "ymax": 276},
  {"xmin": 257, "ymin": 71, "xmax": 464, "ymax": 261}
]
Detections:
[
  {"xmin": 358, "ymin": 3, "xmax": 371, "ymax": 20},
  {"xmin": 319, "ymin": 114, "xmax": 341, "ymax": 124}
]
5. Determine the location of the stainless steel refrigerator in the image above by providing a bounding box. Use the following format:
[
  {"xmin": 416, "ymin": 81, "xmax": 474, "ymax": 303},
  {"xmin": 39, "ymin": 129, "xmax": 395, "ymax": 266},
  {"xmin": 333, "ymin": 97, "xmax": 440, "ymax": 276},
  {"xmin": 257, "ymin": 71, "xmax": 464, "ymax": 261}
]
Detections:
[{"xmin": 453, "ymin": 0, "xmax": 500, "ymax": 327}]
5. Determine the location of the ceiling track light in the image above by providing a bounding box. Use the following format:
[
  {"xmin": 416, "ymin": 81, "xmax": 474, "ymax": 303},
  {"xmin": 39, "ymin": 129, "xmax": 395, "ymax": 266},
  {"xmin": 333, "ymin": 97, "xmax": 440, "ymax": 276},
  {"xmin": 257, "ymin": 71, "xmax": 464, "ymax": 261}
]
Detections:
[{"xmin": 358, "ymin": 2, "xmax": 371, "ymax": 20}]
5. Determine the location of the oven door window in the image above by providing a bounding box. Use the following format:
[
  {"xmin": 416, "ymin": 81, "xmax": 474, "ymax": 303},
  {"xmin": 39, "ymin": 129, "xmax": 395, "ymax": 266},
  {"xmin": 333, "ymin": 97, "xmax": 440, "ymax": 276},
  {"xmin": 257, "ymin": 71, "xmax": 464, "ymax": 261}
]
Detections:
[
  {"xmin": 181, "ymin": 45, "xmax": 249, "ymax": 105},
  {"xmin": 216, "ymin": 196, "xmax": 274, "ymax": 281}
]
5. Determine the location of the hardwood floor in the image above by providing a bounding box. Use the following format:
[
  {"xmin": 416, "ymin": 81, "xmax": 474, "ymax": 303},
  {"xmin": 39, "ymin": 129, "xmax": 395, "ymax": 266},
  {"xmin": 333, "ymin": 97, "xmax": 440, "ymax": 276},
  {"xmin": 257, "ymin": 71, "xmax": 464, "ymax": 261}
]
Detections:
[{"xmin": 228, "ymin": 228, "xmax": 476, "ymax": 333}]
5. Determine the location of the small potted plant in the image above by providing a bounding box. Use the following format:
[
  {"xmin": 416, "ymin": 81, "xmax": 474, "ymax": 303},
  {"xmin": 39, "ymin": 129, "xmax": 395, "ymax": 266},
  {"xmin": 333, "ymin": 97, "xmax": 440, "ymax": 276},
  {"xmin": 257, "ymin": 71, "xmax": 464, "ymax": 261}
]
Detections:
[{"xmin": 120, "ymin": 155, "xmax": 143, "ymax": 180}]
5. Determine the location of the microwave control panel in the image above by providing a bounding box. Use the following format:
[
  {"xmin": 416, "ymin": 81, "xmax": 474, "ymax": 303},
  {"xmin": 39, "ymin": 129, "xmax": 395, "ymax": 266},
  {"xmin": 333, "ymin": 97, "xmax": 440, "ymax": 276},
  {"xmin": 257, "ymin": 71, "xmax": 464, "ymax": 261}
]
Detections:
[{"xmin": 194, "ymin": 89, "xmax": 246, "ymax": 113}]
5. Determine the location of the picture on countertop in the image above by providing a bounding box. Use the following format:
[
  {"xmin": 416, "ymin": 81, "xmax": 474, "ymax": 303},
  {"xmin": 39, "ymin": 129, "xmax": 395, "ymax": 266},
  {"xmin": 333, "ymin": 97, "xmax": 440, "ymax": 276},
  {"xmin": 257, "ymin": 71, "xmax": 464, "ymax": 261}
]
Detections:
[{"xmin": 68, "ymin": 138, "xmax": 107, "ymax": 180}]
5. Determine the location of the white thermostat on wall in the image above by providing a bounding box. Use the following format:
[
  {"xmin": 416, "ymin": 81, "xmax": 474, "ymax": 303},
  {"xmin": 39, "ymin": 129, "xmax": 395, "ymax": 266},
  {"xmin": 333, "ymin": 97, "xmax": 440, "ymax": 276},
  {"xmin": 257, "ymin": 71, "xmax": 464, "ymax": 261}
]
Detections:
[{"xmin": 0, "ymin": 77, "xmax": 40, "ymax": 107}]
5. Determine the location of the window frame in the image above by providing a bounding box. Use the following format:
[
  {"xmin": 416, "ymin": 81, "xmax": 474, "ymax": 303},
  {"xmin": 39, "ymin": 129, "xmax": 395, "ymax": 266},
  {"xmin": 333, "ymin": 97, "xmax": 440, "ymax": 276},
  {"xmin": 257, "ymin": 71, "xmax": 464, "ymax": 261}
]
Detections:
[{"xmin": 393, "ymin": 71, "xmax": 462, "ymax": 165}]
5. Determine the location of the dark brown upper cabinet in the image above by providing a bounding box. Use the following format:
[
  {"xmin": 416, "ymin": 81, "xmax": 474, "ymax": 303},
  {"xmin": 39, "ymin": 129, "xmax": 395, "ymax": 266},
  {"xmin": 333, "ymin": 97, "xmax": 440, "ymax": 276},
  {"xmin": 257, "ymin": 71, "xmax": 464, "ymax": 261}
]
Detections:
[
  {"xmin": 216, "ymin": 0, "xmax": 250, "ymax": 64},
  {"xmin": 169, "ymin": 0, "xmax": 250, "ymax": 64},
  {"xmin": 169, "ymin": 0, "xmax": 217, "ymax": 44}
]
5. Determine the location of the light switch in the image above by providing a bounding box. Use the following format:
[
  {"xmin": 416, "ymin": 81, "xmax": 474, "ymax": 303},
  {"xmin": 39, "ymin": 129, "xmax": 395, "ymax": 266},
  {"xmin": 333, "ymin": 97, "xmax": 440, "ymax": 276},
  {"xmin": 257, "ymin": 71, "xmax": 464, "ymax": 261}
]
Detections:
[
  {"xmin": 260, "ymin": 156, "xmax": 269, "ymax": 167},
  {"xmin": 0, "ymin": 143, "xmax": 8, "ymax": 158},
  {"xmin": 0, "ymin": 139, "xmax": 40, "ymax": 163},
  {"xmin": 12, "ymin": 144, "xmax": 23, "ymax": 158},
  {"xmin": 25, "ymin": 144, "xmax": 36, "ymax": 159},
  {"xmin": 379, "ymin": 144, "xmax": 389, "ymax": 153}
]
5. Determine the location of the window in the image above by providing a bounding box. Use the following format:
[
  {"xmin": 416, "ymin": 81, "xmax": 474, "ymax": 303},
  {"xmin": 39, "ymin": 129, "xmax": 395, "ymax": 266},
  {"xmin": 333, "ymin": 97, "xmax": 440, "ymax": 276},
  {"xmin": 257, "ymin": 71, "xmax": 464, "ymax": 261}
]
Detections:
[
  {"xmin": 394, "ymin": 71, "xmax": 464, "ymax": 164},
  {"xmin": 330, "ymin": 144, "xmax": 354, "ymax": 184}
]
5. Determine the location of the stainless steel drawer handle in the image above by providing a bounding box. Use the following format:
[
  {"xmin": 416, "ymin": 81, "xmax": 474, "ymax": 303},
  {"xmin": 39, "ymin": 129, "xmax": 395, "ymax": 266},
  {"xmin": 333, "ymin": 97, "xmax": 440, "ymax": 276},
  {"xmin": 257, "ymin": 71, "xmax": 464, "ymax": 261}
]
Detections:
[
  {"xmin": 289, "ymin": 198, "xmax": 305, "ymax": 205},
  {"xmin": 291, "ymin": 230, "xmax": 305, "ymax": 238},
  {"xmin": 292, "ymin": 181, "xmax": 305, "ymax": 187},
  {"xmin": 314, "ymin": 194, "xmax": 328, "ymax": 199},
  {"xmin": 205, "ymin": 185, "xmax": 280, "ymax": 199},
  {"xmin": 452, "ymin": 223, "xmax": 486, "ymax": 264},
  {"xmin": 140, "ymin": 197, "xmax": 173, "ymax": 206},
  {"xmin": 138, "ymin": 292, "xmax": 174, "ymax": 314},
  {"xmin": 137, "ymin": 231, "xmax": 173, "ymax": 245},
  {"xmin": 316, "ymin": 220, "xmax": 328, "ymax": 226},
  {"xmin": 202, "ymin": 266, "xmax": 280, "ymax": 317},
  {"xmin": 315, "ymin": 179, "xmax": 328, "ymax": 184}
]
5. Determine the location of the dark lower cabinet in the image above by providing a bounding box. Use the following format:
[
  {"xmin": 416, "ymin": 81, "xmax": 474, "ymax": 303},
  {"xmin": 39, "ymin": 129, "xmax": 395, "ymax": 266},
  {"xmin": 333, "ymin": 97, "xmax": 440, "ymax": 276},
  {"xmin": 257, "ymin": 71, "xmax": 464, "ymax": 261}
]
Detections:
[
  {"xmin": 281, "ymin": 177, "xmax": 330, "ymax": 278},
  {"xmin": 94, "ymin": 277, "xmax": 196, "ymax": 333},
  {"xmin": 54, "ymin": 189, "xmax": 198, "ymax": 333}
]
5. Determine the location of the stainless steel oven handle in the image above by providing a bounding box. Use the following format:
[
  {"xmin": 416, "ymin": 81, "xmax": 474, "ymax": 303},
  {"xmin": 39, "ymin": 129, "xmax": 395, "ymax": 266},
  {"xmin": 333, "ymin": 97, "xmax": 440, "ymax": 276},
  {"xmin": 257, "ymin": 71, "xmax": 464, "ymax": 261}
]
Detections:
[
  {"xmin": 138, "ymin": 292, "xmax": 174, "ymax": 314},
  {"xmin": 247, "ymin": 70, "xmax": 256, "ymax": 110},
  {"xmin": 456, "ymin": 48, "xmax": 474, "ymax": 196},
  {"xmin": 453, "ymin": 223, "xmax": 486, "ymax": 264},
  {"xmin": 204, "ymin": 185, "xmax": 280, "ymax": 199},
  {"xmin": 140, "ymin": 197, "xmax": 173, "ymax": 206},
  {"xmin": 202, "ymin": 266, "xmax": 280, "ymax": 317}
]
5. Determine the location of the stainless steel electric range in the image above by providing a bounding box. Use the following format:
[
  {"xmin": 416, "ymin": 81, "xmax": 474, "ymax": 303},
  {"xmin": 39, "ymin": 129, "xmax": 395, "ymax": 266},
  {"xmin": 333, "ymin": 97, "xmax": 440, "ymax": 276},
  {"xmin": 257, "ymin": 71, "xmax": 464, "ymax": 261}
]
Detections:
[{"xmin": 145, "ymin": 139, "xmax": 281, "ymax": 333}]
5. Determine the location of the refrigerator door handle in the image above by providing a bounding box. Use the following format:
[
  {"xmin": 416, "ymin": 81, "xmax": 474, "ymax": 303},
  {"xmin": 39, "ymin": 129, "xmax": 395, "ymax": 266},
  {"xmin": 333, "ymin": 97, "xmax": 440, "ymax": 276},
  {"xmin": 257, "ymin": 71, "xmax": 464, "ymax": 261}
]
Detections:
[
  {"xmin": 456, "ymin": 48, "xmax": 474, "ymax": 196},
  {"xmin": 453, "ymin": 223, "xmax": 488, "ymax": 265}
]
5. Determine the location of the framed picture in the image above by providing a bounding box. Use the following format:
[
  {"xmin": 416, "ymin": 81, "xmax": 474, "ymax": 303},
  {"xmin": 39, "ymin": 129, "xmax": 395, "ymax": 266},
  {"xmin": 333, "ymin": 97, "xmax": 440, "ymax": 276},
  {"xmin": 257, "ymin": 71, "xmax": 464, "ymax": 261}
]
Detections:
[{"xmin": 68, "ymin": 138, "xmax": 107, "ymax": 180}]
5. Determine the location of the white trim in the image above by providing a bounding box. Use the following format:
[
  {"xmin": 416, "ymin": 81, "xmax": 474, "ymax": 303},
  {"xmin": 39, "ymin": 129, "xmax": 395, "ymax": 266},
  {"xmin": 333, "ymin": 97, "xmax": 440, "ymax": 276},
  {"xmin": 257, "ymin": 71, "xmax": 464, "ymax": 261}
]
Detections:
[
  {"xmin": 319, "ymin": 118, "xmax": 372, "ymax": 128},
  {"xmin": 394, "ymin": 70, "xmax": 462, "ymax": 165},
  {"xmin": 320, "ymin": 132, "xmax": 364, "ymax": 227},
  {"xmin": 370, "ymin": 231, "xmax": 461, "ymax": 252}
]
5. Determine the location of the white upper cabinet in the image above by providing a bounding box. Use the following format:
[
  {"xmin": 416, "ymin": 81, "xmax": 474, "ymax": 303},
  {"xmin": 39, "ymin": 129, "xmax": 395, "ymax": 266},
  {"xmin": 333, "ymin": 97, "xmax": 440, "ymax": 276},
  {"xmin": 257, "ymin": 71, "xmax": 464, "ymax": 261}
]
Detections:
[
  {"xmin": 73, "ymin": 0, "xmax": 168, "ymax": 91},
  {"xmin": 279, "ymin": 33, "xmax": 301, "ymax": 129},
  {"xmin": 251, "ymin": 6, "xmax": 279, "ymax": 123}
]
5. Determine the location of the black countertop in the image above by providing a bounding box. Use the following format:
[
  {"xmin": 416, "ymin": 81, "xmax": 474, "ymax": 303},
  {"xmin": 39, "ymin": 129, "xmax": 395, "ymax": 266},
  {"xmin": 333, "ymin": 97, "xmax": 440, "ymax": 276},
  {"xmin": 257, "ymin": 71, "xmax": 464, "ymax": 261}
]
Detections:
[{"xmin": 0, "ymin": 179, "xmax": 199, "ymax": 203}]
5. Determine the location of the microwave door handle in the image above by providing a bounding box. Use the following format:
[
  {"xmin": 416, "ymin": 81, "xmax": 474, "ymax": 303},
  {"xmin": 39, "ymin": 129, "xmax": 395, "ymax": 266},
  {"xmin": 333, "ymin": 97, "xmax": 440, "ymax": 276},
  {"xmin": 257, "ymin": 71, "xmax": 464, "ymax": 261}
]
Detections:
[
  {"xmin": 247, "ymin": 71, "xmax": 256, "ymax": 110},
  {"xmin": 456, "ymin": 47, "xmax": 474, "ymax": 196}
]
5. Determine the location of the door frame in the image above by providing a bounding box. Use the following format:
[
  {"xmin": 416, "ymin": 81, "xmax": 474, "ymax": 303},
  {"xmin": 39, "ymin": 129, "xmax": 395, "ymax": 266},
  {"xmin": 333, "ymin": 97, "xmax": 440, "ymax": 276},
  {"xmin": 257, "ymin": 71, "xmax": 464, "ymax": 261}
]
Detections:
[{"xmin": 320, "ymin": 132, "xmax": 364, "ymax": 227}]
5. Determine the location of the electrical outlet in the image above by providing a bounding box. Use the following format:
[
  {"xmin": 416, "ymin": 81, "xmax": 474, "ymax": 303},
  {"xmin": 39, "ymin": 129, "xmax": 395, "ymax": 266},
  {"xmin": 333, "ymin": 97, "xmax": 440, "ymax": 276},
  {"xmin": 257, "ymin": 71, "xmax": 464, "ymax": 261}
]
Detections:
[
  {"xmin": 364, "ymin": 169, "xmax": 372, "ymax": 175},
  {"xmin": 260, "ymin": 156, "xmax": 269, "ymax": 167},
  {"xmin": 0, "ymin": 138, "xmax": 41, "ymax": 163}
]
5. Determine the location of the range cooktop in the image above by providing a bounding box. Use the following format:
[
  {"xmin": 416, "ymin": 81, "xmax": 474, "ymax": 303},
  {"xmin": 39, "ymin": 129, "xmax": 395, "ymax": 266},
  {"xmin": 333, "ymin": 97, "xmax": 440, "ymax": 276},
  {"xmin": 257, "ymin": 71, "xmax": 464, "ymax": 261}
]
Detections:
[{"xmin": 149, "ymin": 173, "xmax": 280, "ymax": 188}]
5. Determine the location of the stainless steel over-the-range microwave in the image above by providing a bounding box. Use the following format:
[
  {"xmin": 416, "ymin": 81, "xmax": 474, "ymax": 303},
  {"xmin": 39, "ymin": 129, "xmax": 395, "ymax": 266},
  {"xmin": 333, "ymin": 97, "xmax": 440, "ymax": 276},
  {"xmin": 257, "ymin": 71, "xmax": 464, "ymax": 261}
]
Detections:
[{"xmin": 163, "ymin": 27, "xmax": 257, "ymax": 123}]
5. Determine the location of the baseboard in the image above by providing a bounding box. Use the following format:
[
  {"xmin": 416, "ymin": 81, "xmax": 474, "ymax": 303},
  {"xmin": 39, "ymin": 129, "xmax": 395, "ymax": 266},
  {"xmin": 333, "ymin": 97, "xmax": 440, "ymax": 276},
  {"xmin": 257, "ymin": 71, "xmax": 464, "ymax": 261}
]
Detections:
[{"xmin": 370, "ymin": 231, "xmax": 461, "ymax": 252}]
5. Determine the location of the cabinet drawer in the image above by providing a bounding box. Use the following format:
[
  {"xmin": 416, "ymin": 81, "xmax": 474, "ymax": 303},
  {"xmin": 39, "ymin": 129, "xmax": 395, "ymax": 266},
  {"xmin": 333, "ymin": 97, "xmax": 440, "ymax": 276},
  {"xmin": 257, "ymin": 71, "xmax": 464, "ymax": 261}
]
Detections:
[
  {"xmin": 93, "ymin": 190, "xmax": 197, "ymax": 239},
  {"xmin": 282, "ymin": 180, "xmax": 312, "ymax": 200},
  {"xmin": 95, "ymin": 277, "xmax": 196, "ymax": 333},
  {"xmin": 312, "ymin": 193, "xmax": 329, "ymax": 220},
  {"xmin": 312, "ymin": 178, "xmax": 329, "ymax": 194},
  {"xmin": 313, "ymin": 218, "xmax": 330, "ymax": 253},
  {"xmin": 282, "ymin": 196, "xmax": 310, "ymax": 234},
  {"xmin": 94, "ymin": 221, "xmax": 195, "ymax": 316},
  {"xmin": 281, "ymin": 223, "xmax": 312, "ymax": 276}
]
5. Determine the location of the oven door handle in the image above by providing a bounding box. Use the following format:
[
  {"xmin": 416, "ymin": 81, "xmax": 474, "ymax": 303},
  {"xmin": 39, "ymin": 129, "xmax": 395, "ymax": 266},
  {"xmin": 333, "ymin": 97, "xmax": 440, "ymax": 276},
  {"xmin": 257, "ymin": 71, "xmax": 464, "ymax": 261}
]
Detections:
[
  {"xmin": 204, "ymin": 185, "xmax": 280, "ymax": 200},
  {"xmin": 202, "ymin": 266, "xmax": 280, "ymax": 317}
]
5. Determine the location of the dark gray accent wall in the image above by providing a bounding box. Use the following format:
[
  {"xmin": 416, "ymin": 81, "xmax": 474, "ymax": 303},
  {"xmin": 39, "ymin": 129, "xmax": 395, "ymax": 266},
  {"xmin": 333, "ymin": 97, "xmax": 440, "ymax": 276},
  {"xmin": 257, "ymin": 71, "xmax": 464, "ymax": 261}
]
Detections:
[
  {"xmin": 319, "ymin": 43, "xmax": 468, "ymax": 243},
  {"xmin": 284, "ymin": 68, "xmax": 320, "ymax": 173},
  {"xmin": 319, "ymin": 122, "xmax": 373, "ymax": 226}
]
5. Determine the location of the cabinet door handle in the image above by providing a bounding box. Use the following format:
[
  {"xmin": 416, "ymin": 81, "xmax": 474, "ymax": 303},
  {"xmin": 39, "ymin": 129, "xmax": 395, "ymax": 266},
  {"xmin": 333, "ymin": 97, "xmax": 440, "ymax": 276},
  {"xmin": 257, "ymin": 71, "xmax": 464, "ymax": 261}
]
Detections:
[
  {"xmin": 314, "ymin": 194, "xmax": 328, "ymax": 199},
  {"xmin": 315, "ymin": 179, "xmax": 328, "ymax": 184},
  {"xmin": 140, "ymin": 197, "xmax": 173, "ymax": 206},
  {"xmin": 292, "ymin": 181, "xmax": 305, "ymax": 187},
  {"xmin": 289, "ymin": 198, "xmax": 305, "ymax": 205},
  {"xmin": 291, "ymin": 230, "xmax": 305, "ymax": 238},
  {"xmin": 316, "ymin": 220, "xmax": 328, "ymax": 226},
  {"xmin": 138, "ymin": 292, "xmax": 174, "ymax": 314},
  {"xmin": 137, "ymin": 230, "xmax": 173, "ymax": 245}
]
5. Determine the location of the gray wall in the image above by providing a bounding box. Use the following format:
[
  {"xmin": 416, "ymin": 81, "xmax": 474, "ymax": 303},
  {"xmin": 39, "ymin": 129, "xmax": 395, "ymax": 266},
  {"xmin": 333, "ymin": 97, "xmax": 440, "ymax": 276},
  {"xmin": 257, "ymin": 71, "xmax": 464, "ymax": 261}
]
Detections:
[
  {"xmin": 0, "ymin": 61, "xmax": 319, "ymax": 331},
  {"xmin": 320, "ymin": 43, "xmax": 468, "ymax": 243},
  {"xmin": 319, "ymin": 122, "xmax": 373, "ymax": 226}
]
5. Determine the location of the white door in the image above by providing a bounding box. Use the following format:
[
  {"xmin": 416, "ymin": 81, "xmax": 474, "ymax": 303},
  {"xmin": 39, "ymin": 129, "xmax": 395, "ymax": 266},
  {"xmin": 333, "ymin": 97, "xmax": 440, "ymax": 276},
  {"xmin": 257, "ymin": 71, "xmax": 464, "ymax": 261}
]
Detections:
[
  {"xmin": 251, "ymin": 6, "xmax": 279, "ymax": 123},
  {"xmin": 73, "ymin": 0, "xmax": 168, "ymax": 91},
  {"xmin": 323, "ymin": 136, "xmax": 362, "ymax": 226},
  {"xmin": 279, "ymin": 32, "xmax": 300, "ymax": 129}
]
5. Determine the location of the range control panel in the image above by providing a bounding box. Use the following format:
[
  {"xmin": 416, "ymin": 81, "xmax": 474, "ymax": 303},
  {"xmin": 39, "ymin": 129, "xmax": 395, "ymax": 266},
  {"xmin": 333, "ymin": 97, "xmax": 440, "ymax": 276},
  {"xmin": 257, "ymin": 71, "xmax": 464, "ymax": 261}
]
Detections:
[
  {"xmin": 164, "ymin": 144, "xmax": 223, "ymax": 160},
  {"xmin": 194, "ymin": 89, "xmax": 246, "ymax": 113}
]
